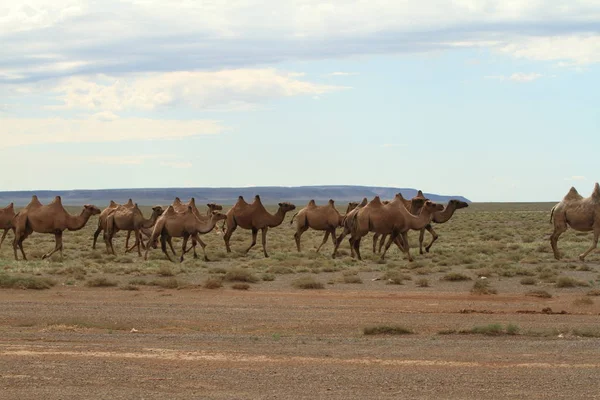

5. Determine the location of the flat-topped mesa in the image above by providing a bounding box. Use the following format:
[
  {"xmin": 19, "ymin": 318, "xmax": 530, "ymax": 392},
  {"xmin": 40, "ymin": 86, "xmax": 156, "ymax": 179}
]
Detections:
[{"xmin": 551, "ymin": 183, "xmax": 600, "ymax": 261}]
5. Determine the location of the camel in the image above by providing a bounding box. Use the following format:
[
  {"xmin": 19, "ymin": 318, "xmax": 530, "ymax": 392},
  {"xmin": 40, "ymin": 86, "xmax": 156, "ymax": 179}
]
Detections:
[
  {"xmin": 372, "ymin": 191, "xmax": 428, "ymax": 253},
  {"xmin": 332, "ymin": 197, "xmax": 368, "ymax": 258},
  {"xmin": 291, "ymin": 200, "xmax": 359, "ymax": 253},
  {"xmin": 345, "ymin": 195, "xmax": 444, "ymax": 261},
  {"xmin": 12, "ymin": 196, "xmax": 101, "ymax": 261},
  {"xmin": 550, "ymin": 182, "xmax": 600, "ymax": 261},
  {"xmin": 92, "ymin": 199, "xmax": 135, "ymax": 249},
  {"xmin": 417, "ymin": 199, "xmax": 469, "ymax": 254},
  {"xmin": 104, "ymin": 204, "xmax": 164, "ymax": 256},
  {"xmin": 0, "ymin": 202, "xmax": 15, "ymax": 248},
  {"xmin": 171, "ymin": 197, "xmax": 224, "ymax": 257},
  {"xmin": 223, "ymin": 195, "xmax": 296, "ymax": 257},
  {"xmin": 145, "ymin": 206, "xmax": 226, "ymax": 262}
]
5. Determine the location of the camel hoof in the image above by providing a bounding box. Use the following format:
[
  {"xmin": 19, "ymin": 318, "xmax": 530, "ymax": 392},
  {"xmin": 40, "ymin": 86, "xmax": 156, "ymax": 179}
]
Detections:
[
  {"xmin": 41, "ymin": 255, "xmax": 47, "ymax": 260},
  {"xmin": 578, "ymin": 255, "xmax": 585, "ymax": 262}
]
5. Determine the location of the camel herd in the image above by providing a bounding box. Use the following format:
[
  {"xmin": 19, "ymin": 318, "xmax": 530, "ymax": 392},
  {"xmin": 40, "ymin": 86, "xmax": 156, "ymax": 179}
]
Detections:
[{"xmin": 0, "ymin": 183, "xmax": 598, "ymax": 263}]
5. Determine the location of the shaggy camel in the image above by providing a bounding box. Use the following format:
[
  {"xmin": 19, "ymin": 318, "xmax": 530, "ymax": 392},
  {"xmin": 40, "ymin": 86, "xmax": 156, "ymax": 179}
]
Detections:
[
  {"xmin": 332, "ymin": 197, "xmax": 368, "ymax": 258},
  {"xmin": 12, "ymin": 196, "xmax": 101, "ymax": 261},
  {"xmin": 372, "ymin": 191, "xmax": 428, "ymax": 253},
  {"xmin": 345, "ymin": 195, "xmax": 443, "ymax": 261},
  {"xmin": 0, "ymin": 202, "xmax": 15, "ymax": 248},
  {"xmin": 92, "ymin": 199, "xmax": 135, "ymax": 250},
  {"xmin": 550, "ymin": 183, "xmax": 600, "ymax": 261},
  {"xmin": 291, "ymin": 200, "xmax": 359, "ymax": 253},
  {"xmin": 145, "ymin": 206, "xmax": 226, "ymax": 262},
  {"xmin": 223, "ymin": 195, "xmax": 296, "ymax": 257},
  {"xmin": 104, "ymin": 204, "xmax": 164, "ymax": 256}
]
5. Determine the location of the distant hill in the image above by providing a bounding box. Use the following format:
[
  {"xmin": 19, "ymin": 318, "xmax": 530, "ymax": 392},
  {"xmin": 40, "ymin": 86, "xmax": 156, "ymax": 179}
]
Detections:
[{"xmin": 0, "ymin": 186, "xmax": 470, "ymax": 207}]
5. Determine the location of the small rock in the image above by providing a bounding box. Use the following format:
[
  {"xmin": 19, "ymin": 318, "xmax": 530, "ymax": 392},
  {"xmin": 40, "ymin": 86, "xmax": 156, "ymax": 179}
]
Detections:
[{"xmin": 130, "ymin": 328, "xmax": 139, "ymax": 333}]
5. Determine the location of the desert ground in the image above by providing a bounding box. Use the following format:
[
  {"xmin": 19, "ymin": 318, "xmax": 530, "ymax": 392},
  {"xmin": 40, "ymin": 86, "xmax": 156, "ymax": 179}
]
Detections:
[{"xmin": 0, "ymin": 202, "xmax": 599, "ymax": 399}]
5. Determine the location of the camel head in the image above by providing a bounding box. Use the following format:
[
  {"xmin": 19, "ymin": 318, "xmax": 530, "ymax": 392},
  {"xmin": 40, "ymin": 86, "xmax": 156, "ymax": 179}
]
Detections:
[
  {"xmin": 151, "ymin": 205, "xmax": 164, "ymax": 216},
  {"xmin": 207, "ymin": 203, "xmax": 223, "ymax": 211},
  {"xmin": 448, "ymin": 200, "xmax": 469, "ymax": 210},
  {"xmin": 83, "ymin": 205, "xmax": 102, "ymax": 216},
  {"xmin": 210, "ymin": 211, "xmax": 227, "ymax": 222},
  {"xmin": 421, "ymin": 200, "xmax": 444, "ymax": 214},
  {"xmin": 278, "ymin": 202, "xmax": 296, "ymax": 213}
]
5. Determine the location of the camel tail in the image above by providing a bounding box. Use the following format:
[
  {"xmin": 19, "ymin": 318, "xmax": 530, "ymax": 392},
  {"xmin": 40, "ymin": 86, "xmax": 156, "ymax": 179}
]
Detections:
[
  {"xmin": 549, "ymin": 205, "xmax": 556, "ymax": 224},
  {"xmin": 290, "ymin": 212, "xmax": 299, "ymax": 225}
]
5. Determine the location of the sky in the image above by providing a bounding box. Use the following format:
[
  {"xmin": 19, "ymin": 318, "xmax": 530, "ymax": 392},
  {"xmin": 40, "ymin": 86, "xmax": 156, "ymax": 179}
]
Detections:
[{"xmin": 1, "ymin": 1, "xmax": 599, "ymax": 202}]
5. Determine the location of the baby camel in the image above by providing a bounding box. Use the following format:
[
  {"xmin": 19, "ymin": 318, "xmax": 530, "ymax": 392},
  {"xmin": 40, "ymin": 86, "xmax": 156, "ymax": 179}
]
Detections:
[
  {"xmin": 291, "ymin": 199, "xmax": 359, "ymax": 253},
  {"xmin": 0, "ymin": 202, "xmax": 15, "ymax": 248},
  {"xmin": 550, "ymin": 182, "xmax": 600, "ymax": 261},
  {"xmin": 223, "ymin": 195, "xmax": 296, "ymax": 258},
  {"xmin": 13, "ymin": 196, "xmax": 100, "ymax": 261}
]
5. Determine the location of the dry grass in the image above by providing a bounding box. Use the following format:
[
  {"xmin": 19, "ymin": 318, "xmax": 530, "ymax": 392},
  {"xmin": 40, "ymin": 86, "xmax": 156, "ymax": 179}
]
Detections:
[
  {"xmin": 85, "ymin": 277, "xmax": 117, "ymax": 287},
  {"xmin": 0, "ymin": 273, "xmax": 55, "ymax": 290},
  {"xmin": 291, "ymin": 276, "xmax": 324, "ymax": 289},
  {"xmin": 363, "ymin": 325, "xmax": 413, "ymax": 335}
]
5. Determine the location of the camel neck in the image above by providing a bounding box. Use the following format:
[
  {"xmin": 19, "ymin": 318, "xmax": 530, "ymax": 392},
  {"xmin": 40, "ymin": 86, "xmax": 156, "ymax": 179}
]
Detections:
[
  {"xmin": 406, "ymin": 208, "xmax": 435, "ymax": 230},
  {"xmin": 265, "ymin": 207, "xmax": 286, "ymax": 227},
  {"xmin": 66, "ymin": 209, "xmax": 92, "ymax": 231},
  {"xmin": 433, "ymin": 204, "xmax": 457, "ymax": 223}
]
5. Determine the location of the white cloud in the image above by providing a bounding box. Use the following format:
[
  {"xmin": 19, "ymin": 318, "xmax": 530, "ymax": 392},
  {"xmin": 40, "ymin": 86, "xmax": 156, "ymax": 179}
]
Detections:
[
  {"xmin": 0, "ymin": 117, "xmax": 224, "ymax": 148},
  {"xmin": 484, "ymin": 72, "xmax": 543, "ymax": 82},
  {"xmin": 564, "ymin": 175, "xmax": 587, "ymax": 181},
  {"xmin": 327, "ymin": 72, "xmax": 359, "ymax": 76},
  {"xmin": 501, "ymin": 35, "xmax": 600, "ymax": 66},
  {"xmin": 44, "ymin": 69, "xmax": 346, "ymax": 112}
]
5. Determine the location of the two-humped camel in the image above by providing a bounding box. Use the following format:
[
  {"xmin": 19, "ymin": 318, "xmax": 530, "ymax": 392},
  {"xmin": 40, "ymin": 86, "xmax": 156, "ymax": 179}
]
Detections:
[
  {"xmin": 92, "ymin": 199, "xmax": 135, "ymax": 250},
  {"xmin": 372, "ymin": 191, "xmax": 427, "ymax": 253},
  {"xmin": 345, "ymin": 195, "xmax": 444, "ymax": 261},
  {"xmin": 550, "ymin": 182, "xmax": 600, "ymax": 261},
  {"xmin": 223, "ymin": 195, "xmax": 296, "ymax": 257},
  {"xmin": 145, "ymin": 205, "xmax": 226, "ymax": 262},
  {"xmin": 0, "ymin": 202, "xmax": 15, "ymax": 248},
  {"xmin": 373, "ymin": 191, "xmax": 469, "ymax": 254},
  {"xmin": 291, "ymin": 199, "xmax": 359, "ymax": 253},
  {"xmin": 12, "ymin": 196, "xmax": 101, "ymax": 260},
  {"xmin": 172, "ymin": 197, "xmax": 223, "ymax": 258},
  {"xmin": 332, "ymin": 197, "xmax": 368, "ymax": 258},
  {"xmin": 104, "ymin": 204, "xmax": 164, "ymax": 256}
]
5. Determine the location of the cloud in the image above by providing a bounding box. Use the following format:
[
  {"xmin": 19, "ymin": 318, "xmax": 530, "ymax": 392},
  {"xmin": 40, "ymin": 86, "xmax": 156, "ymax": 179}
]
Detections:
[
  {"xmin": 327, "ymin": 72, "xmax": 359, "ymax": 76},
  {"xmin": 484, "ymin": 72, "xmax": 543, "ymax": 82},
  {"xmin": 564, "ymin": 175, "xmax": 587, "ymax": 181},
  {"xmin": 501, "ymin": 35, "xmax": 600, "ymax": 66},
  {"xmin": 0, "ymin": 117, "xmax": 224, "ymax": 149}
]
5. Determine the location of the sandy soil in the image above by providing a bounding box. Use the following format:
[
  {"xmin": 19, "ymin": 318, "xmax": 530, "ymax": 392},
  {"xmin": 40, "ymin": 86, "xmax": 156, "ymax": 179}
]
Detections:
[{"xmin": 1, "ymin": 283, "xmax": 599, "ymax": 400}]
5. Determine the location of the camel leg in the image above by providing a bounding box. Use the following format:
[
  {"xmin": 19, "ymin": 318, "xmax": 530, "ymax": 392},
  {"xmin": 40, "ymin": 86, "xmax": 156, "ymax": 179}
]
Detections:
[
  {"xmin": 12, "ymin": 234, "xmax": 21, "ymax": 261},
  {"xmin": 380, "ymin": 232, "xmax": 399, "ymax": 261},
  {"xmin": 180, "ymin": 234, "xmax": 190, "ymax": 263},
  {"xmin": 578, "ymin": 229, "xmax": 600, "ymax": 261},
  {"xmin": 261, "ymin": 227, "xmax": 269, "ymax": 258},
  {"xmin": 161, "ymin": 235, "xmax": 175, "ymax": 262},
  {"xmin": 125, "ymin": 231, "xmax": 132, "ymax": 250},
  {"xmin": 194, "ymin": 234, "xmax": 210, "ymax": 261},
  {"xmin": 92, "ymin": 226, "xmax": 102, "ymax": 249},
  {"xmin": 42, "ymin": 232, "xmax": 63, "ymax": 260},
  {"xmin": 378, "ymin": 233, "xmax": 387, "ymax": 254},
  {"xmin": 224, "ymin": 221, "xmax": 237, "ymax": 253},
  {"xmin": 294, "ymin": 226, "xmax": 308, "ymax": 252},
  {"xmin": 0, "ymin": 228, "xmax": 8, "ymax": 248},
  {"xmin": 352, "ymin": 237, "xmax": 363, "ymax": 261},
  {"xmin": 424, "ymin": 225, "xmax": 438, "ymax": 253},
  {"xmin": 332, "ymin": 231, "xmax": 345, "ymax": 259},
  {"xmin": 245, "ymin": 228, "xmax": 258, "ymax": 254},
  {"xmin": 372, "ymin": 233, "xmax": 380, "ymax": 254},
  {"xmin": 419, "ymin": 228, "xmax": 426, "ymax": 255},
  {"xmin": 135, "ymin": 230, "xmax": 142, "ymax": 257},
  {"xmin": 316, "ymin": 230, "xmax": 331, "ymax": 253},
  {"xmin": 550, "ymin": 224, "xmax": 567, "ymax": 260},
  {"xmin": 399, "ymin": 232, "xmax": 413, "ymax": 262}
]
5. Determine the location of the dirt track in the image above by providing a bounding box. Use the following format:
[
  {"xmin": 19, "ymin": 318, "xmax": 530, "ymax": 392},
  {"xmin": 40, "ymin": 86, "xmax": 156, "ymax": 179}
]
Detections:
[{"xmin": 1, "ymin": 284, "xmax": 599, "ymax": 399}]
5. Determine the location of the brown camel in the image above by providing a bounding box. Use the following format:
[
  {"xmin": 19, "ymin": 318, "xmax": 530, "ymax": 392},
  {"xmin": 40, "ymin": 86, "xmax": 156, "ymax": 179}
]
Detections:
[
  {"xmin": 92, "ymin": 199, "xmax": 135, "ymax": 249},
  {"xmin": 417, "ymin": 199, "xmax": 469, "ymax": 254},
  {"xmin": 291, "ymin": 200, "xmax": 359, "ymax": 253},
  {"xmin": 223, "ymin": 195, "xmax": 296, "ymax": 257},
  {"xmin": 372, "ymin": 191, "xmax": 428, "ymax": 253},
  {"xmin": 345, "ymin": 195, "xmax": 444, "ymax": 261},
  {"xmin": 12, "ymin": 196, "xmax": 101, "ymax": 261},
  {"xmin": 0, "ymin": 202, "xmax": 15, "ymax": 248},
  {"xmin": 171, "ymin": 197, "xmax": 224, "ymax": 257},
  {"xmin": 145, "ymin": 206, "xmax": 226, "ymax": 262},
  {"xmin": 104, "ymin": 204, "xmax": 164, "ymax": 256},
  {"xmin": 332, "ymin": 197, "xmax": 368, "ymax": 258},
  {"xmin": 550, "ymin": 182, "xmax": 600, "ymax": 261}
]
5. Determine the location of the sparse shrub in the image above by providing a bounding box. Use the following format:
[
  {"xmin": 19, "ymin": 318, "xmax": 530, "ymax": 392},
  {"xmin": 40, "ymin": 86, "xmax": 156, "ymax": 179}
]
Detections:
[
  {"xmin": 203, "ymin": 278, "xmax": 223, "ymax": 289},
  {"xmin": 573, "ymin": 297, "xmax": 593, "ymax": 306},
  {"xmin": 572, "ymin": 327, "xmax": 600, "ymax": 338},
  {"xmin": 526, "ymin": 290, "xmax": 552, "ymax": 298},
  {"xmin": 442, "ymin": 272, "xmax": 471, "ymax": 282},
  {"xmin": 471, "ymin": 280, "xmax": 497, "ymax": 295},
  {"xmin": 342, "ymin": 274, "xmax": 363, "ymax": 284},
  {"xmin": 363, "ymin": 325, "xmax": 412, "ymax": 335},
  {"xmin": 128, "ymin": 278, "xmax": 148, "ymax": 286},
  {"xmin": 266, "ymin": 265, "xmax": 295, "ymax": 274},
  {"xmin": 506, "ymin": 324, "xmax": 520, "ymax": 335},
  {"xmin": 149, "ymin": 278, "xmax": 180, "ymax": 289},
  {"xmin": 465, "ymin": 324, "xmax": 503, "ymax": 335},
  {"xmin": 231, "ymin": 283, "xmax": 250, "ymax": 290},
  {"xmin": 85, "ymin": 277, "xmax": 117, "ymax": 287},
  {"xmin": 555, "ymin": 276, "xmax": 589, "ymax": 288},
  {"xmin": 382, "ymin": 270, "xmax": 405, "ymax": 285},
  {"xmin": 261, "ymin": 273, "xmax": 275, "ymax": 281},
  {"xmin": 121, "ymin": 284, "xmax": 139, "ymax": 291},
  {"xmin": 224, "ymin": 268, "xmax": 259, "ymax": 283},
  {"xmin": 415, "ymin": 278, "xmax": 429, "ymax": 287},
  {"xmin": 157, "ymin": 265, "xmax": 174, "ymax": 277},
  {"xmin": 292, "ymin": 276, "xmax": 324, "ymax": 289},
  {"xmin": 586, "ymin": 289, "xmax": 600, "ymax": 296},
  {"xmin": 208, "ymin": 267, "xmax": 227, "ymax": 274},
  {"xmin": 0, "ymin": 273, "xmax": 55, "ymax": 290},
  {"xmin": 520, "ymin": 277, "xmax": 536, "ymax": 285}
]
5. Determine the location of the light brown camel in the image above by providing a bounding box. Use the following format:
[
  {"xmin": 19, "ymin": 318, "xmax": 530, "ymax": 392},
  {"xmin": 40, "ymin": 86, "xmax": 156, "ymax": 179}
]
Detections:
[
  {"xmin": 346, "ymin": 195, "xmax": 444, "ymax": 261},
  {"xmin": 417, "ymin": 199, "xmax": 469, "ymax": 254},
  {"xmin": 223, "ymin": 195, "xmax": 296, "ymax": 257},
  {"xmin": 372, "ymin": 191, "xmax": 428, "ymax": 253},
  {"xmin": 145, "ymin": 206, "xmax": 226, "ymax": 262},
  {"xmin": 291, "ymin": 200, "xmax": 359, "ymax": 253},
  {"xmin": 12, "ymin": 196, "xmax": 101, "ymax": 261},
  {"xmin": 332, "ymin": 197, "xmax": 368, "ymax": 258},
  {"xmin": 550, "ymin": 182, "xmax": 600, "ymax": 261},
  {"xmin": 92, "ymin": 199, "xmax": 135, "ymax": 249},
  {"xmin": 171, "ymin": 197, "xmax": 224, "ymax": 257},
  {"xmin": 104, "ymin": 204, "xmax": 164, "ymax": 256},
  {"xmin": 0, "ymin": 202, "xmax": 15, "ymax": 248}
]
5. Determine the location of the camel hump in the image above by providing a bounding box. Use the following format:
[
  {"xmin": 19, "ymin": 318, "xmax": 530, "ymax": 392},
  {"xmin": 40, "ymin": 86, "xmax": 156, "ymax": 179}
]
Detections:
[
  {"xmin": 359, "ymin": 198, "xmax": 368, "ymax": 207},
  {"xmin": 254, "ymin": 195, "xmax": 261, "ymax": 202},
  {"xmin": 164, "ymin": 205, "xmax": 176, "ymax": 216},
  {"xmin": 593, "ymin": 182, "xmax": 600, "ymax": 200},
  {"xmin": 413, "ymin": 190, "xmax": 428, "ymax": 200},
  {"xmin": 186, "ymin": 205, "xmax": 194, "ymax": 214},
  {"xmin": 126, "ymin": 198, "xmax": 134, "ymax": 206},
  {"xmin": 328, "ymin": 199, "xmax": 335, "ymax": 207},
  {"xmin": 564, "ymin": 187, "xmax": 582, "ymax": 201},
  {"xmin": 307, "ymin": 199, "xmax": 317, "ymax": 207},
  {"xmin": 52, "ymin": 196, "xmax": 62, "ymax": 204},
  {"xmin": 189, "ymin": 197, "xmax": 196, "ymax": 206},
  {"xmin": 368, "ymin": 196, "xmax": 382, "ymax": 206},
  {"xmin": 109, "ymin": 200, "xmax": 117, "ymax": 207}
]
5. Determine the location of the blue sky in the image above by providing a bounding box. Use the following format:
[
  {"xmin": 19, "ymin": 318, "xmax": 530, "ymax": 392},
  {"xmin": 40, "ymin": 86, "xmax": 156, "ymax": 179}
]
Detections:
[{"xmin": 1, "ymin": 1, "xmax": 599, "ymax": 201}]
